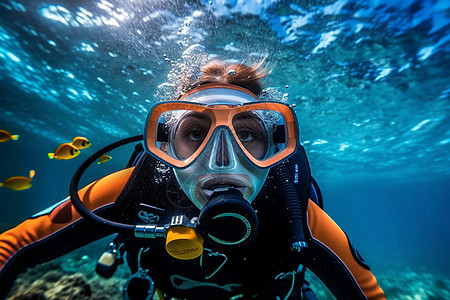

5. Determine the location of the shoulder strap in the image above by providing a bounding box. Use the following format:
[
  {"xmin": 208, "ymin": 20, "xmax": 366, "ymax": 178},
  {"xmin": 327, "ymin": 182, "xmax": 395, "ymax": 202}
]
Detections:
[
  {"xmin": 309, "ymin": 177, "xmax": 323, "ymax": 209},
  {"xmin": 126, "ymin": 143, "xmax": 145, "ymax": 168}
]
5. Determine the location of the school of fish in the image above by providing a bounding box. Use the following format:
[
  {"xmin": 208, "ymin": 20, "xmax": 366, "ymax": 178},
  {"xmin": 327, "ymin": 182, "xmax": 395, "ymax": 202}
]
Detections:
[{"xmin": 1, "ymin": 131, "xmax": 112, "ymax": 191}]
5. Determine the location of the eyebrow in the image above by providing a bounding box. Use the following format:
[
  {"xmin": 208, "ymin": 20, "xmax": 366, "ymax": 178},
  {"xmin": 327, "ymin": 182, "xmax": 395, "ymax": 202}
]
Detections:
[
  {"xmin": 179, "ymin": 111, "xmax": 210, "ymax": 121},
  {"xmin": 233, "ymin": 111, "xmax": 263, "ymax": 122}
]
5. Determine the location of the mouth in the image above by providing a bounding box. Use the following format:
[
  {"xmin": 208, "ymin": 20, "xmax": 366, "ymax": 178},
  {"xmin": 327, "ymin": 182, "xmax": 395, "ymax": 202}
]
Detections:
[
  {"xmin": 197, "ymin": 176, "xmax": 252, "ymax": 200},
  {"xmin": 206, "ymin": 183, "xmax": 239, "ymax": 191}
]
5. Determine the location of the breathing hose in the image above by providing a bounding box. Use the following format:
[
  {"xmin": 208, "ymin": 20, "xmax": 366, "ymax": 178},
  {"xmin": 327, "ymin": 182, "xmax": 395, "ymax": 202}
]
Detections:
[{"xmin": 70, "ymin": 135, "xmax": 143, "ymax": 233}]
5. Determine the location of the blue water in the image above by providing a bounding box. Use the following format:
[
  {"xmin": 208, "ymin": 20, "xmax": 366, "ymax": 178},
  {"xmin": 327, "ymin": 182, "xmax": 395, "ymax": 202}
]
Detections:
[{"xmin": 0, "ymin": 0, "xmax": 449, "ymax": 298}]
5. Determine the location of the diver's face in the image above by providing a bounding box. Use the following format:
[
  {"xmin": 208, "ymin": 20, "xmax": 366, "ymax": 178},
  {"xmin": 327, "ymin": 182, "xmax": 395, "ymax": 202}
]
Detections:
[{"xmin": 171, "ymin": 111, "xmax": 270, "ymax": 209}]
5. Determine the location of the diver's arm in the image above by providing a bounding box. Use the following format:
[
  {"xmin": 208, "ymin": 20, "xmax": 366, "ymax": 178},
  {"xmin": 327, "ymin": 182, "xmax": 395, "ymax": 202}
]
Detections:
[
  {"xmin": 0, "ymin": 167, "xmax": 134, "ymax": 299},
  {"xmin": 303, "ymin": 200, "xmax": 386, "ymax": 300}
]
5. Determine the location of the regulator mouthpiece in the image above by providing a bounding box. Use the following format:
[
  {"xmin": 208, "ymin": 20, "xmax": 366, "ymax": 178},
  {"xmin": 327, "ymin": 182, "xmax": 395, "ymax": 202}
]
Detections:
[
  {"xmin": 165, "ymin": 216, "xmax": 204, "ymax": 260},
  {"xmin": 198, "ymin": 189, "xmax": 258, "ymax": 247}
]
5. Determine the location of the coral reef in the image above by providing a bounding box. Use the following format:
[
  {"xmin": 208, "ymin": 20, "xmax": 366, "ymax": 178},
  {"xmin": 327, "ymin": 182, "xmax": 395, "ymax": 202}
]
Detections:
[
  {"xmin": 8, "ymin": 271, "xmax": 127, "ymax": 300},
  {"xmin": 6, "ymin": 238, "xmax": 129, "ymax": 300},
  {"xmin": 8, "ymin": 273, "xmax": 90, "ymax": 300}
]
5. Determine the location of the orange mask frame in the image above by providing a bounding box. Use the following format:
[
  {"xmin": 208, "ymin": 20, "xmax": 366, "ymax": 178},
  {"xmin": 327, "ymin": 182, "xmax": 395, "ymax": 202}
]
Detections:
[{"xmin": 144, "ymin": 84, "xmax": 299, "ymax": 169}]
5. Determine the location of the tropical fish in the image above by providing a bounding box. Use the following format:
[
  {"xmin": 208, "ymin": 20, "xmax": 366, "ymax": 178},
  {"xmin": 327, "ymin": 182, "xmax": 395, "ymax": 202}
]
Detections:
[
  {"xmin": 0, "ymin": 129, "xmax": 19, "ymax": 143},
  {"xmin": 97, "ymin": 154, "xmax": 112, "ymax": 164},
  {"xmin": 0, "ymin": 170, "xmax": 35, "ymax": 191},
  {"xmin": 48, "ymin": 143, "xmax": 80, "ymax": 160},
  {"xmin": 71, "ymin": 136, "xmax": 91, "ymax": 149}
]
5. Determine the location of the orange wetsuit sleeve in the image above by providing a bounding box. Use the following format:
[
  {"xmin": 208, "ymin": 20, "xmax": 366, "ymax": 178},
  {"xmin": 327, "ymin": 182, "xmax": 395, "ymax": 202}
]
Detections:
[
  {"xmin": 0, "ymin": 167, "xmax": 134, "ymax": 298},
  {"xmin": 303, "ymin": 199, "xmax": 386, "ymax": 300}
]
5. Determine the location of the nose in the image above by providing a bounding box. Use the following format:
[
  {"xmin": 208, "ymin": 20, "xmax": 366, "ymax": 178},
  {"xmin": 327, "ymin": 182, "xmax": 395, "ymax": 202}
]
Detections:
[
  {"xmin": 216, "ymin": 131, "xmax": 229, "ymax": 167},
  {"xmin": 209, "ymin": 128, "xmax": 237, "ymax": 171}
]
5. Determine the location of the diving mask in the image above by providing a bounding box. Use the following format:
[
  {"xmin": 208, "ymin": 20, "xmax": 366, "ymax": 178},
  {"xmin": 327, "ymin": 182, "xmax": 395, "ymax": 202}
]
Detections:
[{"xmin": 144, "ymin": 83, "xmax": 299, "ymax": 208}]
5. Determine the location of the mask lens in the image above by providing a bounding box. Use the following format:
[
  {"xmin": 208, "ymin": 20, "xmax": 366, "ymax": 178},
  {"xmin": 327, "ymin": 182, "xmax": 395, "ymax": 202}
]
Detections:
[
  {"xmin": 232, "ymin": 110, "xmax": 286, "ymax": 162},
  {"xmin": 157, "ymin": 110, "xmax": 212, "ymax": 161}
]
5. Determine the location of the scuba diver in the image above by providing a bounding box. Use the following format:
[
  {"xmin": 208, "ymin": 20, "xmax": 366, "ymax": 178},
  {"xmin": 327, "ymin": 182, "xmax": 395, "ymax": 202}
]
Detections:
[{"xmin": 0, "ymin": 57, "xmax": 386, "ymax": 300}]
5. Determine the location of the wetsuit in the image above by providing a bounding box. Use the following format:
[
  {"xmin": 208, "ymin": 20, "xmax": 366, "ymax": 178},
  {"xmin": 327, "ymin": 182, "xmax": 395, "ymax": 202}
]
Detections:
[{"xmin": 0, "ymin": 151, "xmax": 386, "ymax": 299}]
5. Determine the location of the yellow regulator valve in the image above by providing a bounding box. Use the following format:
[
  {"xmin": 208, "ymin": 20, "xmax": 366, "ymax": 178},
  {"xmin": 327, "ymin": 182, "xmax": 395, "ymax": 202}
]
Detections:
[{"xmin": 165, "ymin": 215, "xmax": 203, "ymax": 260}]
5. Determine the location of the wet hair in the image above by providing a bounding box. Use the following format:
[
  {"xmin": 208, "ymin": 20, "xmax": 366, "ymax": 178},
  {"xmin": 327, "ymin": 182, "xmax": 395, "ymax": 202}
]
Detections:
[{"xmin": 184, "ymin": 59, "xmax": 270, "ymax": 96}]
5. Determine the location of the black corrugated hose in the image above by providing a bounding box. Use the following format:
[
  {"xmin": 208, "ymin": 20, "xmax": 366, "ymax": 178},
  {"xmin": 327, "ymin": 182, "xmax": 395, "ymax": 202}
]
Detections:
[{"xmin": 275, "ymin": 162, "xmax": 308, "ymax": 251}]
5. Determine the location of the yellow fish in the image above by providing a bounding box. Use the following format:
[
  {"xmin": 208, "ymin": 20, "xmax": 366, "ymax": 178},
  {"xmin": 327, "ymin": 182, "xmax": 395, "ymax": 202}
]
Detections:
[
  {"xmin": 71, "ymin": 136, "xmax": 91, "ymax": 149},
  {"xmin": 97, "ymin": 154, "xmax": 112, "ymax": 164},
  {"xmin": 0, "ymin": 129, "xmax": 19, "ymax": 143},
  {"xmin": 48, "ymin": 143, "xmax": 80, "ymax": 160},
  {"xmin": 0, "ymin": 170, "xmax": 35, "ymax": 191}
]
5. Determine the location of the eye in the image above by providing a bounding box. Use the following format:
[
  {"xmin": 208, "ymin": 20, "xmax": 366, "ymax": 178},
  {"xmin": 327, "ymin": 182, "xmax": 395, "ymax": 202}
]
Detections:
[
  {"xmin": 185, "ymin": 128, "xmax": 206, "ymax": 141},
  {"xmin": 237, "ymin": 129, "xmax": 256, "ymax": 142}
]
